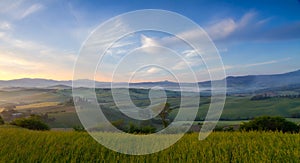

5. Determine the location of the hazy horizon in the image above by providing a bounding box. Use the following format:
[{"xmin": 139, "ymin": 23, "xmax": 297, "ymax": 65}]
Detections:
[{"xmin": 0, "ymin": 68, "xmax": 299, "ymax": 84}]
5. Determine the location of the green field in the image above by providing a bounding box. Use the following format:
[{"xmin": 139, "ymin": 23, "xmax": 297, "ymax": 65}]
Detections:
[
  {"xmin": 1, "ymin": 88, "xmax": 300, "ymax": 128},
  {"xmin": 170, "ymin": 96, "xmax": 300, "ymax": 121},
  {"xmin": 1, "ymin": 88, "xmax": 300, "ymax": 162},
  {"xmin": 0, "ymin": 127, "xmax": 299, "ymax": 162}
]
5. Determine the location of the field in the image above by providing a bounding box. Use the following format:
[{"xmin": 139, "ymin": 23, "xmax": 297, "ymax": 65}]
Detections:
[
  {"xmin": 169, "ymin": 96, "xmax": 300, "ymax": 121},
  {"xmin": 1, "ymin": 88, "xmax": 300, "ymax": 129},
  {"xmin": 1, "ymin": 88, "xmax": 300, "ymax": 162},
  {"xmin": 0, "ymin": 127, "xmax": 299, "ymax": 162},
  {"xmin": 16, "ymin": 102, "xmax": 61, "ymax": 110}
]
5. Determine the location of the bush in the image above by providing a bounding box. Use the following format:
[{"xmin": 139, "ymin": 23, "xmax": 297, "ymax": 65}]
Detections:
[
  {"xmin": 240, "ymin": 116, "xmax": 299, "ymax": 133},
  {"xmin": 214, "ymin": 126, "xmax": 235, "ymax": 132},
  {"xmin": 0, "ymin": 116, "xmax": 4, "ymax": 125},
  {"xmin": 73, "ymin": 125, "xmax": 86, "ymax": 132},
  {"xmin": 127, "ymin": 123, "xmax": 156, "ymax": 134},
  {"xmin": 11, "ymin": 116, "xmax": 50, "ymax": 131},
  {"xmin": 140, "ymin": 125, "xmax": 156, "ymax": 134}
]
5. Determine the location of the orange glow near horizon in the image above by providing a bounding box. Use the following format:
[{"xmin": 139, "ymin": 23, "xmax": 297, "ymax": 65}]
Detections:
[
  {"xmin": 0, "ymin": 72, "xmax": 149, "ymax": 82},
  {"xmin": 0, "ymin": 73, "xmax": 179, "ymax": 83}
]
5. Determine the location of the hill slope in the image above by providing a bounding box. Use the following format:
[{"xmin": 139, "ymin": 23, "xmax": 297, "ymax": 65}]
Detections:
[{"xmin": 0, "ymin": 70, "xmax": 300, "ymax": 93}]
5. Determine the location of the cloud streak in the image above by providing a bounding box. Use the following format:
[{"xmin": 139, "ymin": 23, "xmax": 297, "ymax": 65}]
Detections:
[
  {"xmin": 227, "ymin": 57, "xmax": 291, "ymax": 70},
  {"xmin": 0, "ymin": 1, "xmax": 44, "ymax": 20},
  {"xmin": 19, "ymin": 3, "xmax": 44, "ymax": 19},
  {"xmin": 205, "ymin": 11, "xmax": 300, "ymax": 42}
]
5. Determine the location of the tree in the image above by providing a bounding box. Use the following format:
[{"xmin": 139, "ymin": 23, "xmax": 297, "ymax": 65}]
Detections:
[
  {"xmin": 11, "ymin": 115, "xmax": 50, "ymax": 131},
  {"xmin": 160, "ymin": 103, "xmax": 171, "ymax": 128},
  {"xmin": 240, "ymin": 116, "xmax": 299, "ymax": 133},
  {"xmin": 0, "ymin": 116, "xmax": 4, "ymax": 125}
]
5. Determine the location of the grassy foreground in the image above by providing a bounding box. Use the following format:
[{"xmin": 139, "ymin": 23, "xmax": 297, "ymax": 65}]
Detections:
[{"xmin": 0, "ymin": 127, "xmax": 300, "ymax": 162}]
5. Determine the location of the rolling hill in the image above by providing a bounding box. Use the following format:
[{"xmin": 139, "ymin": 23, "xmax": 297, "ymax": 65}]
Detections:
[{"xmin": 0, "ymin": 69, "xmax": 300, "ymax": 94}]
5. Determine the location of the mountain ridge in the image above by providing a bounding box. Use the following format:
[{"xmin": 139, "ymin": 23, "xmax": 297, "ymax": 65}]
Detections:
[{"xmin": 0, "ymin": 69, "xmax": 300, "ymax": 92}]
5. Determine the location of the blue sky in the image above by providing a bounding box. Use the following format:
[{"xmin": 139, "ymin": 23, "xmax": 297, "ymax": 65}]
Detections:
[{"xmin": 0, "ymin": 0, "xmax": 299, "ymax": 81}]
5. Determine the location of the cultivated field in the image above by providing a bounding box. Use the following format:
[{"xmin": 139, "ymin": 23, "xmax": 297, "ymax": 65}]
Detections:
[{"xmin": 0, "ymin": 127, "xmax": 299, "ymax": 162}]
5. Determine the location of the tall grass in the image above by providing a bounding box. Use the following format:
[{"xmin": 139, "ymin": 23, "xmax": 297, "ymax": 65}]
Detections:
[{"xmin": 0, "ymin": 127, "xmax": 299, "ymax": 162}]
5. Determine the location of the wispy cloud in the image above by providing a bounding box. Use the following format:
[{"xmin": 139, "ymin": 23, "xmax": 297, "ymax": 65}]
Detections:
[
  {"xmin": 147, "ymin": 67, "xmax": 161, "ymax": 74},
  {"xmin": 227, "ymin": 57, "xmax": 291, "ymax": 70},
  {"xmin": 240, "ymin": 58, "xmax": 291, "ymax": 68},
  {"xmin": 0, "ymin": 1, "xmax": 44, "ymax": 20},
  {"xmin": 19, "ymin": 3, "xmax": 44, "ymax": 19},
  {"xmin": 205, "ymin": 11, "xmax": 260, "ymax": 41},
  {"xmin": 0, "ymin": 32, "xmax": 76, "ymax": 80},
  {"xmin": 0, "ymin": 21, "xmax": 12, "ymax": 30},
  {"xmin": 205, "ymin": 11, "xmax": 300, "ymax": 42},
  {"xmin": 141, "ymin": 35, "xmax": 159, "ymax": 47},
  {"xmin": 192, "ymin": 58, "xmax": 292, "ymax": 81}
]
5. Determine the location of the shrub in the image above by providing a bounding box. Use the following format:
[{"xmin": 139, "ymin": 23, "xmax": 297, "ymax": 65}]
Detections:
[
  {"xmin": 73, "ymin": 125, "xmax": 86, "ymax": 132},
  {"xmin": 127, "ymin": 123, "xmax": 156, "ymax": 134},
  {"xmin": 139, "ymin": 125, "xmax": 156, "ymax": 134},
  {"xmin": 111, "ymin": 119, "xmax": 125, "ymax": 131},
  {"xmin": 11, "ymin": 115, "xmax": 50, "ymax": 131},
  {"xmin": 240, "ymin": 116, "xmax": 299, "ymax": 133}
]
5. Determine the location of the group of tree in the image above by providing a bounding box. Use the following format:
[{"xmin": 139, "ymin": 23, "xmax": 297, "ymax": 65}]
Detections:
[
  {"xmin": 251, "ymin": 94, "xmax": 300, "ymax": 101},
  {"xmin": 127, "ymin": 123, "xmax": 156, "ymax": 134},
  {"xmin": 240, "ymin": 116, "xmax": 299, "ymax": 133},
  {"xmin": 250, "ymin": 94, "xmax": 271, "ymax": 101},
  {"xmin": 10, "ymin": 115, "xmax": 50, "ymax": 131}
]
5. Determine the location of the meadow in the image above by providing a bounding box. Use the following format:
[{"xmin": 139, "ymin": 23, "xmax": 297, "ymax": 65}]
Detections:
[{"xmin": 0, "ymin": 126, "xmax": 299, "ymax": 162}]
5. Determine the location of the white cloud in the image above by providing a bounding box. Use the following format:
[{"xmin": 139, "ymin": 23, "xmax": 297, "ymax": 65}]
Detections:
[
  {"xmin": 145, "ymin": 11, "xmax": 260, "ymax": 46},
  {"xmin": 0, "ymin": 32, "xmax": 47, "ymax": 51},
  {"xmin": 239, "ymin": 11, "xmax": 257, "ymax": 27},
  {"xmin": 206, "ymin": 19, "xmax": 237, "ymax": 40},
  {"xmin": 0, "ymin": 1, "xmax": 44, "ymax": 20},
  {"xmin": 172, "ymin": 61, "xmax": 187, "ymax": 70},
  {"xmin": 147, "ymin": 67, "xmax": 161, "ymax": 74},
  {"xmin": 141, "ymin": 35, "xmax": 159, "ymax": 47},
  {"xmin": 19, "ymin": 3, "xmax": 44, "ymax": 19},
  {"xmin": 0, "ymin": 22, "xmax": 12, "ymax": 30},
  {"xmin": 205, "ymin": 11, "xmax": 257, "ymax": 40},
  {"xmin": 182, "ymin": 50, "xmax": 200, "ymax": 58}
]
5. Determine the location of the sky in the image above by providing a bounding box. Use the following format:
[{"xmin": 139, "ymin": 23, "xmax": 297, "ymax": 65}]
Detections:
[{"xmin": 0, "ymin": 0, "xmax": 300, "ymax": 82}]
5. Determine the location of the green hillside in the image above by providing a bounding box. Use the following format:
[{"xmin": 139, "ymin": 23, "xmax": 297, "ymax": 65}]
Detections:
[
  {"xmin": 1, "ymin": 88, "xmax": 300, "ymax": 128},
  {"xmin": 169, "ymin": 96, "xmax": 300, "ymax": 121}
]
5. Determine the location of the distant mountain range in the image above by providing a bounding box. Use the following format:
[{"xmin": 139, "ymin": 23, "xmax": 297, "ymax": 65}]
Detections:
[{"xmin": 1, "ymin": 69, "xmax": 300, "ymax": 93}]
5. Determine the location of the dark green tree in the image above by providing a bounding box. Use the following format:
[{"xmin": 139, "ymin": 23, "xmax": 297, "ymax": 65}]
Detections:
[
  {"xmin": 240, "ymin": 116, "xmax": 299, "ymax": 133},
  {"xmin": 0, "ymin": 116, "xmax": 4, "ymax": 125},
  {"xmin": 156, "ymin": 103, "xmax": 171, "ymax": 128},
  {"xmin": 11, "ymin": 115, "xmax": 50, "ymax": 131}
]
